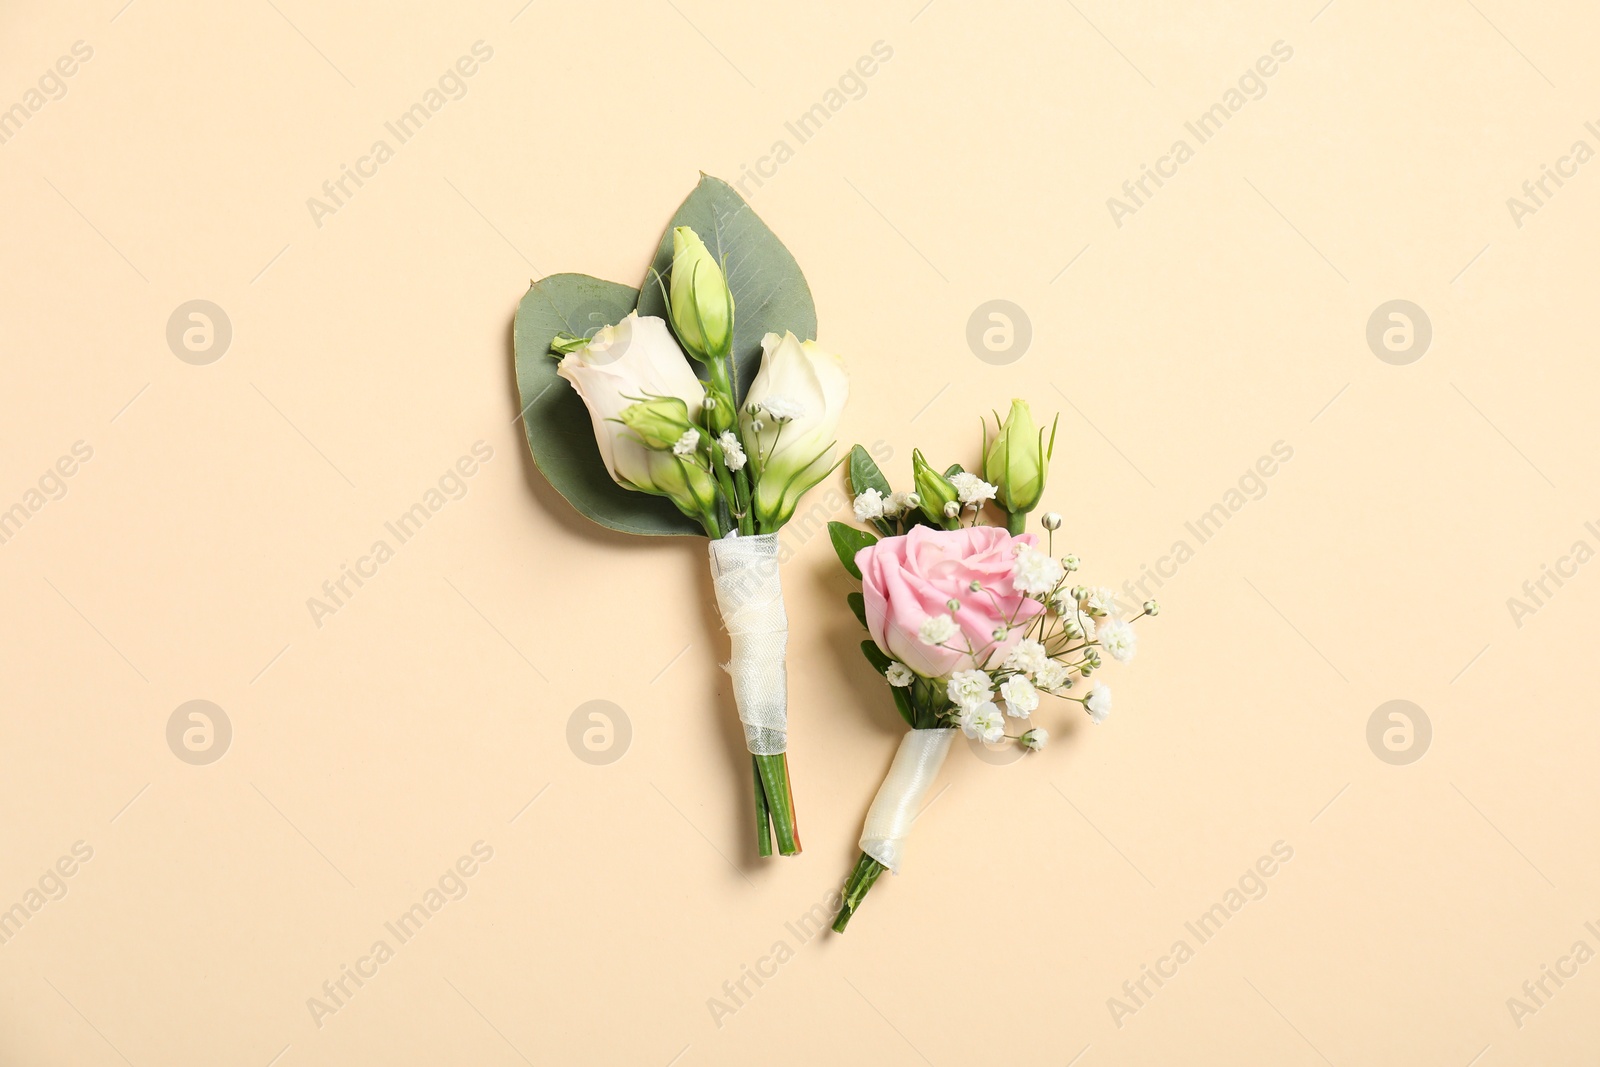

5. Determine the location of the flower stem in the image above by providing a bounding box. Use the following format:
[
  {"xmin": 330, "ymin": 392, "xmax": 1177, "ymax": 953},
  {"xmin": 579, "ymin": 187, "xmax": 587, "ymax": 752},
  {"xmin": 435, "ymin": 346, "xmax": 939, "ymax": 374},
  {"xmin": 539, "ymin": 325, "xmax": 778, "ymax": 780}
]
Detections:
[
  {"xmin": 752, "ymin": 757, "xmax": 773, "ymax": 858},
  {"xmin": 754, "ymin": 753, "xmax": 801, "ymax": 856},
  {"xmin": 1005, "ymin": 509, "xmax": 1027, "ymax": 535},
  {"xmin": 832, "ymin": 851, "xmax": 887, "ymax": 933}
]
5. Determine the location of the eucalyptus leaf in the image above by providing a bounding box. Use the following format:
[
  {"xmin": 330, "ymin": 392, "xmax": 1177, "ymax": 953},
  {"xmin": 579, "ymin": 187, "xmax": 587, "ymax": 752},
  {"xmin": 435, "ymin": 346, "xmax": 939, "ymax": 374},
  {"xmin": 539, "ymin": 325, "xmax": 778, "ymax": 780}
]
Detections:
[
  {"xmin": 828, "ymin": 521, "xmax": 878, "ymax": 580},
  {"xmin": 636, "ymin": 175, "xmax": 816, "ymax": 403},
  {"xmin": 847, "ymin": 444, "xmax": 892, "ymax": 498},
  {"xmin": 513, "ymin": 273, "xmax": 703, "ymax": 537}
]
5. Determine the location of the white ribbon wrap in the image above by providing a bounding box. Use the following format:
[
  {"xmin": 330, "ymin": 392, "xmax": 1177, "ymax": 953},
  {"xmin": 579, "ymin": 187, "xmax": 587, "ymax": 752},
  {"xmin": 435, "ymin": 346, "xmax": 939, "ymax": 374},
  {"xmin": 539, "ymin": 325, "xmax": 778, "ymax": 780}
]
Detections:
[
  {"xmin": 859, "ymin": 728, "xmax": 954, "ymax": 873},
  {"xmin": 708, "ymin": 532, "xmax": 788, "ymax": 756}
]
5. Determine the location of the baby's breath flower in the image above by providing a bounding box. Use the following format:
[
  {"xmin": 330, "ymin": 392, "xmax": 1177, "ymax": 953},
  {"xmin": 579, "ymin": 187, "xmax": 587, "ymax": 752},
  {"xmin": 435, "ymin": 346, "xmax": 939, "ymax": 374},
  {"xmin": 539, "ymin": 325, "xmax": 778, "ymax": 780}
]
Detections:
[
  {"xmin": 853, "ymin": 488, "xmax": 885, "ymax": 522},
  {"xmin": 1012, "ymin": 546, "xmax": 1065, "ymax": 596},
  {"xmin": 949, "ymin": 471, "xmax": 998, "ymax": 507},
  {"xmin": 1097, "ymin": 618, "xmax": 1136, "ymax": 663},
  {"xmin": 1035, "ymin": 661, "xmax": 1071, "ymax": 691},
  {"xmin": 1040, "ymin": 512, "xmax": 1062, "ymax": 531},
  {"xmin": 959, "ymin": 701, "xmax": 1006, "ymax": 744},
  {"xmin": 718, "ymin": 431, "xmax": 746, "ymax": 471},
  {"xmin": 947, "ymin": 669, "xmax": 993, "ymax": 709},
  {"xmin": 999, "ymin": 675, "xmax": 1039, "ymax": 718},
  {"xmin": 1003, "ymin": 638, "xmax": 1049, "ymax": 676},
  {"xmin": 1020, "ymin": 728, "xmax": 1049, "ymax": 751},
  {"xmin": 672, "ymin": 429, "xmax": 701, "ymax": 457},
  {"xmin": 882, "ymin": 490, "xmax": 918, "ymax": 517},
  {"xmin": 1085, "ymin": 682, "xmax": 1112, "ymax": 723},
  {"xmin": 918, "ymin": 614, "xmax": 958, "ymax": 646},
  {"xmin": 760, "ymin": 396, "xmax": 804, "ymax": 421},
  {"xmin": 885, "ymin": 662, "xmax": 914, "ymax": 687},
  {"xmin": 1082, "ymin": 586, "xmax": 1119, "ymax": 617}
]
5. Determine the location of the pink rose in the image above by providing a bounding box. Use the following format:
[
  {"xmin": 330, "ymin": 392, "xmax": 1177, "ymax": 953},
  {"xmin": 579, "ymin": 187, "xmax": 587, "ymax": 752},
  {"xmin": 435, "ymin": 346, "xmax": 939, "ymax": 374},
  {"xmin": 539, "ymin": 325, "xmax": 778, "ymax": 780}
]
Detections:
[{"xmin": 857, "ymin": 525, "xmax": 1045, "ymax": 677}]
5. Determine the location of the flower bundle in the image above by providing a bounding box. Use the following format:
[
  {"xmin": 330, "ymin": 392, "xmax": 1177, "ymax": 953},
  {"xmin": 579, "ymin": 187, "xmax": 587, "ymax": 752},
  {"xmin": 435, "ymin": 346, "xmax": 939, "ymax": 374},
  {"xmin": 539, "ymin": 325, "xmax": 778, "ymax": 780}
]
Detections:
[
  {"xmin": 514, "ymin": 176, "xmax": 849, "ymax": 856},
  {"xmin": 826, "ymin": 401, "xmax": 1159, "ymax": 929}
]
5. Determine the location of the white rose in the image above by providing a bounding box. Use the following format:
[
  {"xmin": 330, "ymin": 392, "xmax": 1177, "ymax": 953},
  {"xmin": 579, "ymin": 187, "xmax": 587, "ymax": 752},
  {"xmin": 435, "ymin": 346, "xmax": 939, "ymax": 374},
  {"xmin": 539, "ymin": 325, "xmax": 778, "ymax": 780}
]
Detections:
[
  {"xmin": 742, "ymin": 331, "xmax": 848, "ymax": 528},
  {"xmin": 557, "ymin": 312, "xmax": 708, "ymax": 500}
]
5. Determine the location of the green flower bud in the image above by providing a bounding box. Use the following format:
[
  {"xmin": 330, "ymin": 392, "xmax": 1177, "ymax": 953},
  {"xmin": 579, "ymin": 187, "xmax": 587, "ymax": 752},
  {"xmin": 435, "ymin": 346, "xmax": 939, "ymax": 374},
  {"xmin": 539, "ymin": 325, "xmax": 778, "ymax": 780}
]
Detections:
[
  {"xmin": 984, "ymin": 399, "xmax": 1056, "ymax": 519},
  {"xmin": 669, "ymin": 226, "xmax": 734, "ymax": 362},
  {"xmin": 912, "ymin": 449, "xmax": 960, "ymax": 529},
  {"xmin": 617, "ymin": 396, "xmax": 697, "ymax": 451},
  {"xmin": 648, "ymin": 447, "xmax": 719, "ymax": 520},
  {"xmin": 701, "ymin": 391, "xmax": 735, "ymax": 435}
]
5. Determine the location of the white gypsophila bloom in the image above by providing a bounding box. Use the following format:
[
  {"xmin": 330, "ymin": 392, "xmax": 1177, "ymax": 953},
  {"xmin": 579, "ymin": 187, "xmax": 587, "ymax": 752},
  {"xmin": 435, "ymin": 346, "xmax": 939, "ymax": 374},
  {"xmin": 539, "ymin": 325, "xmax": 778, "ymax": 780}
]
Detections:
[
  {"xmin": 999, "ymin": 675, "xmax": 1039, "ymax": 718},
  {"xmin": 672, "ymin": 429, "xmax": 700, "ymax": 457},
  {"xmin": 919, "ymin": 614, "xmax": 958, "ymax": 646},
  {"xmin": 960, "ymin": 701, "xmax": 1006, "ymax": 744},
  {"xmin": 718, "ymin": 431, "xmax": 746, "ymax": 471},
  {"xmin": 1012, "ymin": 546, "xmax": 1065, "ymax": 597},
  {"xmin": 1035, "ymin": 660, "xmax": 1071, "ymax": 692},
  {"xmin": 759, "ymin": 395, "xmax": 805, "ymax": 421},
  {"xmin": 1083, "ymin": 586, "xmax": 1120, "ymax": 617},
  {"xmin": 949, "ymin": 471, "xmax": 998, "ymax": 507},
  {"xmin": 1085, "ymin": 682, "xmax": 1112, "ymax": 723},
  {"xmin": 1003, "ymin": 638, "xmax": 1050, "ymax": 677},
  {"xmin": 1020, "ymin": 728, "xmax": 1048, "ymax": 751},
  {"xmin": 1098, "ymin": 618, "xmax": 1137, "ymax": 663},
  {"xmin": 885, "ymin": 661, "xmax": 914, "ymax": 687},
  {"xmin": 947, "ymin": 669, "xmax": 993, "ymax": 710},
  {"xmin": 943, "ymin": 500, "xmax": 960, "ymax": 518},
  {"xmin": 853, "ymin": 488, "xmax": 885, "ymax": 521}
]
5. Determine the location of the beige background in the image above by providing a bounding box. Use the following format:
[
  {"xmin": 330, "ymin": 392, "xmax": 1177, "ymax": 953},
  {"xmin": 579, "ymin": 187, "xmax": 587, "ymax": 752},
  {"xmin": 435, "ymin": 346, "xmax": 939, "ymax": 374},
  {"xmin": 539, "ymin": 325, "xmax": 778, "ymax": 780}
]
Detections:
[{"xmin": 3, "ymin": 0, "xmax": 1598, "ymax": 1063}]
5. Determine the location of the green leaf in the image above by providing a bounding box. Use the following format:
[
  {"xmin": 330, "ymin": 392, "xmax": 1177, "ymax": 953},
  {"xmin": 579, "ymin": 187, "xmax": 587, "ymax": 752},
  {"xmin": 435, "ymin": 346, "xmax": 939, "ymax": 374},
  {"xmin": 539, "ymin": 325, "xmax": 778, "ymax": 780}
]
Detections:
[
  {"xmin": 513, "ymin": 273, "xmax": 703, "ymax": 537},
  {"xmin": 636, "ymin": 175, "xmax": 817, "ymax": 404},
  {"xmin": 847, "ymin": 444, "xmax": 892, "ymax": 498},
  {"xmin": 828, "ymin": 521, "xmax": 878, "ymax": 580},
  {"xmin": 943, "ymin": 462, "xmax": 964, "ymax": 479},
  {"xmin": 859, "ymin": 639, "xmax": 891, "ymax": 673},
  {"xmin": 859, "ymin": 642, "xmax": 914, "ymax": 726},
  {"xmin": 889, "ymin": 686, "xmax": 915, "ymax": 727},
  {"xmin": 846, "ymin": 591, "xmax": 867, "ymax": 630}
]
